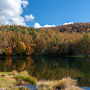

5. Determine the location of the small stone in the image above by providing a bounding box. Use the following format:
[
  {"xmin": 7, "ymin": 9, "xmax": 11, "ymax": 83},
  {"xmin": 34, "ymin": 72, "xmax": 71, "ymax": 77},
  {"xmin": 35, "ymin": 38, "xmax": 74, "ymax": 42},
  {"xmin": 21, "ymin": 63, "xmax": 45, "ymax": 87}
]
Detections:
[{"xmin": 1, "ymin": 74, "xmax": 6, "ymax": 76}]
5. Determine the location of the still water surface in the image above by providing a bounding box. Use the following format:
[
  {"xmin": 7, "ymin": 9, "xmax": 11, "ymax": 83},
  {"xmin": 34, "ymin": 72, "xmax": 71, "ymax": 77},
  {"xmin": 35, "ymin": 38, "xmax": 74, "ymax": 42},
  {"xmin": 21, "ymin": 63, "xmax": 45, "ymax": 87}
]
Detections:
[{"xmin": 0, "ymin": 56, "xmax": 90, "ymax": 87}]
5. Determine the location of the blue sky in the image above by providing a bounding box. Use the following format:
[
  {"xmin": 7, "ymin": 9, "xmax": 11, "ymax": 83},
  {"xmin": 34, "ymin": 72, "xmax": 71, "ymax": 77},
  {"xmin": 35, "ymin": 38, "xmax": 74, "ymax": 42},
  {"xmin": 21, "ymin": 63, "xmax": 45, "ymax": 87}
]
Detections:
[
  {"xmin": 23, "ymin": 0, "xmax": 90, "ymax": 27},
  {"xmin": 0, "ymin": 0, "xmax": 90, "ymax": 28}
]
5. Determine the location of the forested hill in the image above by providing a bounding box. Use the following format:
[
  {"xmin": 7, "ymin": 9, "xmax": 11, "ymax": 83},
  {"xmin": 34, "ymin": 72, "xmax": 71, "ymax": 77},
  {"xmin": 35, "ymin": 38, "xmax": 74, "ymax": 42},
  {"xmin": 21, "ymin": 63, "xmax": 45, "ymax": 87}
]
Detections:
[
  {"xmin": 0, "ymin": 23, "xmax": 90, "ymax": 56},
  {"xmin": 48, "ymin": 23, "xmax": 90, "ymax": 33},
  {"xmin": 0, "ymin": 23, "xmax": 90, "ymax": 33}
]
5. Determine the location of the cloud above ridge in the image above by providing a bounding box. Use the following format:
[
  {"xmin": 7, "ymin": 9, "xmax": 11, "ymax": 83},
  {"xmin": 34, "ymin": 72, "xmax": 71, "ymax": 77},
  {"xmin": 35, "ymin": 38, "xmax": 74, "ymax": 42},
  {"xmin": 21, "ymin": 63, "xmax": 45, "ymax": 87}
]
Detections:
[
  {"xmin": 0, "ymin": 0, "xmax": 28, "ymax": 26},
  {"xmin": 63, "ymin": 22, "xmax": 74, "ymax": 25},
  {"xmin": 34, "ymin": 22, "xmax": 56, "ymax": 28},
  {"xmin": 0, "ymin": 0, "xmax": 56, "ymax": 27}
]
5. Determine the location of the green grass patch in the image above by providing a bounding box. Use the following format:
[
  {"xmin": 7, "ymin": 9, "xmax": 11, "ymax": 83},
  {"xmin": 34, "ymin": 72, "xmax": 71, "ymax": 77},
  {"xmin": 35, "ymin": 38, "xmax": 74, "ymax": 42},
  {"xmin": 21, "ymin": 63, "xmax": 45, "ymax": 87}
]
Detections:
[
  {"xmin": 16, "ymin": 75, "xmax": 37, "ymax": 85},
  {"xmin": 0, "ymin": 71, "xmax": 36, "ymax": 89}
]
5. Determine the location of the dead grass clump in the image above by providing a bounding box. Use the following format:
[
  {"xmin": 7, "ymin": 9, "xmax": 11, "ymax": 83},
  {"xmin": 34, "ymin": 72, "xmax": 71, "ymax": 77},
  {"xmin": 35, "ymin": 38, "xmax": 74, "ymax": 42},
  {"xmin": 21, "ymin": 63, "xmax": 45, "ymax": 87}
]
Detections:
[
  {"xmin": 56, "ymin": 77, "xmax": 77, "ymax": 88},
  {"xmin": 36, "ymin": 77, "xmax": 83, "ymax": 90},
  {"xmin": 12, "ymin": 70, "xmax": 18, "ymax": 77},
  {"xmin": 14, "ymin": 71, "xmax": 37, "ymax": 85}
]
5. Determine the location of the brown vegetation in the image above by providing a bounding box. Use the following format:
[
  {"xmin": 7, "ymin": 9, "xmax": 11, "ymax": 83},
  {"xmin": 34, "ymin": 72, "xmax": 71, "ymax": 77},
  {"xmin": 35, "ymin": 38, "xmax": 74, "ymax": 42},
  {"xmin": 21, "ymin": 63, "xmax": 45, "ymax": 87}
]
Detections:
[
  {"xmin": 49, "ymin": 23, "xmax": 90, "ymax": 33},
  {"xmin": 0, "ymin": 24, "xmax": 89, "ymax": 56},
  {"xmin": 0, "ymin": 71, "xmax": 36, "ymax": 89},
  {"xmin": 36, "ymin": 77, "xmax": 83, "ymax": 90}
]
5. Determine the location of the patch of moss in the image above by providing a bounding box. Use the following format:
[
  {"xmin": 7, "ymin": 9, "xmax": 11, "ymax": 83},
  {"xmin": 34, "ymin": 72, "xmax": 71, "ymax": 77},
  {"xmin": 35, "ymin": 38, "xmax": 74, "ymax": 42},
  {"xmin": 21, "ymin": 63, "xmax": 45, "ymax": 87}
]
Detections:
[
  {"xmin": 13, "ymin": 70, "xmax": 37, "ymax": 85},
  {"xmin": 0, "ymin": 71, "xmax": 36, "ymax": 89},
  {"xmin": 15, "ymin": 74, "xmax": 37, "ymax": 85},
  {"xmin": 0, "ymin": 72, "xmax": 16, "ymax": 89}
]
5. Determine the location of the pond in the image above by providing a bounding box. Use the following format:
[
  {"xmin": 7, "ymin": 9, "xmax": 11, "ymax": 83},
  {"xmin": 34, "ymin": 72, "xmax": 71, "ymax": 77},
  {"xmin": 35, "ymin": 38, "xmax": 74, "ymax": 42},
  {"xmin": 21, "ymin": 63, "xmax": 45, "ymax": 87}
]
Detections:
[{"xmin": 0, "ymin": 56, "xmax": 90, "ymax": 87}]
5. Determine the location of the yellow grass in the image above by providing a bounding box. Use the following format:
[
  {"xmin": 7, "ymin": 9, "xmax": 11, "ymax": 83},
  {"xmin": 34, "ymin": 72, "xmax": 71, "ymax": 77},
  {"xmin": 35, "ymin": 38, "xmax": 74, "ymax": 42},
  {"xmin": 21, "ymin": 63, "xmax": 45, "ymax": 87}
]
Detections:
[
  {"xmin": 0, "ymin": 71, "xmax": 36, "ymax": 89},
  {"xmin": 36, "ymin": 77, "xmax": 83, "ymax": 90}
]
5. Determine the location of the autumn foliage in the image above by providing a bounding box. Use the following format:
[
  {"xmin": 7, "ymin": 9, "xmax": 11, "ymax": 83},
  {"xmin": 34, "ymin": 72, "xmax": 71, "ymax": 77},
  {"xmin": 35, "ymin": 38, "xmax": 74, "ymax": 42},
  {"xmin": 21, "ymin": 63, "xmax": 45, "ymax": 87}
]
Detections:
[
  {"xmin": 0, "ymin": 24, "xmax": 89, "ymax": 56},
  {"xmin": 16, "ymin": 41, "xmax": 26, "ymax": 54},
  {"xmin": 5, "ymin": 46, "xmax": 12, "ymax": 56},
  {"xmin": 25, "ymin": 44, "xmax": 34, "ymax": 55}
]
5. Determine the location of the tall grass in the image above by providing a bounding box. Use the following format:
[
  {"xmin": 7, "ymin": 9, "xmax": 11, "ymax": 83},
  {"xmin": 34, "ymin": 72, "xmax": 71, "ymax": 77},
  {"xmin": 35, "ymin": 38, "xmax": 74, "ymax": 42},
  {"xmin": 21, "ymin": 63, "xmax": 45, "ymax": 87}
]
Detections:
[
  {"xmin": 36, "ymin": 77, "xmax": 83, "ymax": 90},
  {"xmin": 13, "ymin": 70, "xmax": 37, "ymax": 85}
]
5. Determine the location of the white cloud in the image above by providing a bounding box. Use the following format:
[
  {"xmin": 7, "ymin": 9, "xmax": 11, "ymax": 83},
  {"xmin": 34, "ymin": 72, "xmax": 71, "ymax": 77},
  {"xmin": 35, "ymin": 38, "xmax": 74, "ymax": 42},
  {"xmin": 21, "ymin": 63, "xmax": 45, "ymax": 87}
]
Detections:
[
  {"xmin": 34, "ymin": 23, "xmax": 56, "ymax": 28},
  {"xmin": 25, "ymin": 14, "xmax": 35, "ymax": 22},
  {"xmin": 63, "ymin": 22, "xmax": 74, "ymax": 25},
  {"xmin": 0, "ymin": 0, "xmax": 55, "ymax": 27},
  {"xmin": 43, "ymin": 24, "xmax": 56, "ymax": 28},
  {"xmin": 21, "ymin": 0, "xmax": 28, "ymax": 8},
  {"xmin": 0, "ymin": 0, "xmax": 28, "ymax": 26},
  {"xmin": 34, "ymin": 23, "xmax": 42, "ymax": 28}
]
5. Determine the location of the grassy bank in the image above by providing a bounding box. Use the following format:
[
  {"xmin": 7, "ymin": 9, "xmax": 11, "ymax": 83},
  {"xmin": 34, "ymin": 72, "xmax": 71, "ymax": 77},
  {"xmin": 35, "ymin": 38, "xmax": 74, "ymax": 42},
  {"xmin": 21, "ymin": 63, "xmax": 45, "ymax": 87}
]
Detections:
[
  {"xmin": 36, "ymin": 77, "xmax": 83, "ymax": 90},
  {"xmin": 0, "ymin": 71, "xmax": 37, "ymax": 89},
  {"xmin": 0, "ymin": 71, "xmax": 84, "ymax": 90}
]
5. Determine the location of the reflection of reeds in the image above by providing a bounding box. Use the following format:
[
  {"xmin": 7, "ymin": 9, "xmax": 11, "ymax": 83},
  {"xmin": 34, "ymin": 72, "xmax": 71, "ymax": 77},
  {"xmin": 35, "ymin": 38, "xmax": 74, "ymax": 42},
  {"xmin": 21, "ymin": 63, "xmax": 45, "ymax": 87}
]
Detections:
[
  {"xmin": 26, "ymin": 57, "xmax": 34, "ymax": 68},
  {"xmin": 36, "ymin": 77, "xmax": 83, "ymax": 90},
  {"xmin": 5, "ymin": 57, "xmax": 12, "ymax": 67}
]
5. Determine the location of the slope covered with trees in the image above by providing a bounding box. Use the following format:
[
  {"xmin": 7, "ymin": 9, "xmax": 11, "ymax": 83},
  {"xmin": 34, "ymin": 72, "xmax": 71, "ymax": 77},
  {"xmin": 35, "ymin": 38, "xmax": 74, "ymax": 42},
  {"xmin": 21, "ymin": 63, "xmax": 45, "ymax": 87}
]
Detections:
[
  {"xmin": 49, "ymin": 23, "xmax": 90, "ymax": 33},
  {"xmin": 0, "ymin": 23, "xmax": 90, "ymax": 56}
]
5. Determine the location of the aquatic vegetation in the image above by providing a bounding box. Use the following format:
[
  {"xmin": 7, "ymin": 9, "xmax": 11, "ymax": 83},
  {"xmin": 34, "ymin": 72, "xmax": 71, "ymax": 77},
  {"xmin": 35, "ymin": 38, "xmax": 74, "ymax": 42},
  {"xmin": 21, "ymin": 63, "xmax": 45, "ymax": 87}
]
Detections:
[
  {"xmin": 0, "ymin": 57, "xmax": 90, "ymax": 86},
  {"xmin": 14, "ymin": 71, "xmax": 37, "ymax": 85},
  {"xmin": 0, "ymin": 71, "xmax": 36, "ymax": 89},
  {"xmin": 14, "ymin": 87, "xmax": 29, "ymax": 90},
  {"xmin": 36, "ymin": 77, "xmax": 83, "ymax": 90},
  {"xmin": 0, "ymin": 71, "xmax": 86, "ymax": 90}
]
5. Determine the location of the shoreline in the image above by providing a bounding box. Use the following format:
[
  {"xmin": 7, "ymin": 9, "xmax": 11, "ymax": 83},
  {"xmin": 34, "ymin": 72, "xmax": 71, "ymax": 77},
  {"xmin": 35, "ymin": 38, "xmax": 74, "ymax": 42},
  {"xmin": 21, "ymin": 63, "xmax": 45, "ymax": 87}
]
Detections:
[{"xmin": 0, "ymin": 71, "xmax": 84, "ymax": 90}]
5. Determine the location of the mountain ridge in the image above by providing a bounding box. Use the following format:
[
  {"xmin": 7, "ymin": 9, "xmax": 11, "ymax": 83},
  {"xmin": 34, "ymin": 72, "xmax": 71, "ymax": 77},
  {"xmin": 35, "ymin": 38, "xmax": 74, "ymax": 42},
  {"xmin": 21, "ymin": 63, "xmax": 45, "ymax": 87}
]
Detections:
[{"xmin": 45, "ymin": 22, "xmax": 90, "ymax": 33}]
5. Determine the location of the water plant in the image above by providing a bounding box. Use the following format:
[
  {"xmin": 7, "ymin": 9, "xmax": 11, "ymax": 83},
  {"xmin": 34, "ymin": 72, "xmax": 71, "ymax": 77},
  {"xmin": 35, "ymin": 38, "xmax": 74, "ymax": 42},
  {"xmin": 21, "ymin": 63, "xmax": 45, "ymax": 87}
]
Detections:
[{"xmin": 36, "ymin": 77, "xmax": 83, "ymax": 90}]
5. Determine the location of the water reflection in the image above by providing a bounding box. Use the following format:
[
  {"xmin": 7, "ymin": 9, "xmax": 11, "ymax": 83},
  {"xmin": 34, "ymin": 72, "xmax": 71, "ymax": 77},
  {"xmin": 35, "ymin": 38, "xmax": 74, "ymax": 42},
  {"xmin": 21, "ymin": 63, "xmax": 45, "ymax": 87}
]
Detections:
[{"xmin": 0, "ymin": 56, "xmax": 90, "ymax": 87}]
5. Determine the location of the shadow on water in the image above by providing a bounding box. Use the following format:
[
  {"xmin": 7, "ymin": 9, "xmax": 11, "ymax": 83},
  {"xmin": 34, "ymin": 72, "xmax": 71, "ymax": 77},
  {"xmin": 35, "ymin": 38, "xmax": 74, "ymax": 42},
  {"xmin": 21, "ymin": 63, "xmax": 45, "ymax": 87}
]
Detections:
[{"xmin": 0, "ymin": 56, "xmax": 90, "ymax": 87}]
